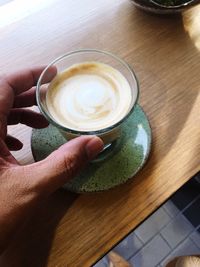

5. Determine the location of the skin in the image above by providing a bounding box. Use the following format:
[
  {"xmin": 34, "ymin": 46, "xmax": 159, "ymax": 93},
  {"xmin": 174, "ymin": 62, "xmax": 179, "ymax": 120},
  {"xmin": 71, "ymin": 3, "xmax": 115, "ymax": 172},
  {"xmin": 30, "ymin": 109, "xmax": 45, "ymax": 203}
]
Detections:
[{"xmin": 0, "ymin": 66, "xmax": 103, "ymax": 255}]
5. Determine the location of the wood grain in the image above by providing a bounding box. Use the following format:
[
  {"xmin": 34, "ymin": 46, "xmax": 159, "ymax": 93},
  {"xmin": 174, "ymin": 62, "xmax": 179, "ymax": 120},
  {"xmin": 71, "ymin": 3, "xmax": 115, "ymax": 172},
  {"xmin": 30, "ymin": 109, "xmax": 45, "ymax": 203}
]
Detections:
[{"xmin": 0, "ymin": 0, "xmax": 200, "ymax": 266}]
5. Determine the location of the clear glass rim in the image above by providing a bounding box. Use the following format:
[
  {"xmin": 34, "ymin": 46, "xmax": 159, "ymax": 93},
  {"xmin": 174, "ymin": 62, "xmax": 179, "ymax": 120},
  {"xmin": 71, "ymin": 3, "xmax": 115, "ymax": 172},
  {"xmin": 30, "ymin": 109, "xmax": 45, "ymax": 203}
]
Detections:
[{"xmin": 36, "ymin": 49, "xmax": 139, "ymax": 135}]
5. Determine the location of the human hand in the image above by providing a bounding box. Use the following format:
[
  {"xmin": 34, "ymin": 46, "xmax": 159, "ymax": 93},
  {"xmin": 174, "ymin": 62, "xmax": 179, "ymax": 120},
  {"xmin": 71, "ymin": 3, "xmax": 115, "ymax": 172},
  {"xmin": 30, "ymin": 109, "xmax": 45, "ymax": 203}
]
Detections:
[{"xmin": 0, "ymin": 66, "xmax": 103, "ymax": 254}]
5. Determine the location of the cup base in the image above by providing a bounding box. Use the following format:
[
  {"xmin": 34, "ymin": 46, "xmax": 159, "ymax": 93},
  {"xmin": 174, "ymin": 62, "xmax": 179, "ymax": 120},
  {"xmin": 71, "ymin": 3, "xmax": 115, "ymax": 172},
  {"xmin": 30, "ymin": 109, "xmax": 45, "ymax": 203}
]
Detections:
[
  {"xmin": 31, "ymin": 104, "xmax": 152, "ymax": 193},
  {"xmin": 91, "ymin": 140, "xmax": 120, "ymax": 163}
]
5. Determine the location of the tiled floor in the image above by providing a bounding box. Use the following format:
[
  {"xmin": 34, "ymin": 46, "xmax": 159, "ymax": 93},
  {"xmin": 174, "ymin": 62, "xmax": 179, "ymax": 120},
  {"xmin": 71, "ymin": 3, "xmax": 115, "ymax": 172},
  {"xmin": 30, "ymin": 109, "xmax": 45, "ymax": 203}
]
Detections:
[{"xmin": 93, "ymin": 174, "xmax": 200, "ymax": 267}]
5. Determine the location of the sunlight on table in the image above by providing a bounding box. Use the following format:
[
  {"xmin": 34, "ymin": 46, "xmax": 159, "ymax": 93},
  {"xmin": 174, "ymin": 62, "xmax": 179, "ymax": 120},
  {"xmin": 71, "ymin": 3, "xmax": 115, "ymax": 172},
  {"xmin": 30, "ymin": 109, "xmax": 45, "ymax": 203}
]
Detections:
[
  {"xmin": 182, "ymin": 4, "xmax": 200, "ymax": 51},
  {"xmin": 0, "ymin": 0, "xmax": 57, "ymax": 28}
]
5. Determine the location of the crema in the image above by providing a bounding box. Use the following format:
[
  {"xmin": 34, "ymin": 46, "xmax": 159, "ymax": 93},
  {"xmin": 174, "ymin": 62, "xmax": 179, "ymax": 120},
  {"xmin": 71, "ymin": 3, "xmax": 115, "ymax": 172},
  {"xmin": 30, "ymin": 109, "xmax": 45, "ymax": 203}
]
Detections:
[{"xmin": 46, "ymin": 62, "xmax": 135, "ymax": 131}]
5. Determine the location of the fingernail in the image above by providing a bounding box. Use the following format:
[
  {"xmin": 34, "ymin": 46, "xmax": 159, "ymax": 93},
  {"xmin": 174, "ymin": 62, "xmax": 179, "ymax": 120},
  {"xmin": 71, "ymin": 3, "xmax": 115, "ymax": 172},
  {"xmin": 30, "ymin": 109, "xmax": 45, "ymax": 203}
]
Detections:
[{"xmin": 85, "ymin": 136, "xmax": 104, "ymax": 160}]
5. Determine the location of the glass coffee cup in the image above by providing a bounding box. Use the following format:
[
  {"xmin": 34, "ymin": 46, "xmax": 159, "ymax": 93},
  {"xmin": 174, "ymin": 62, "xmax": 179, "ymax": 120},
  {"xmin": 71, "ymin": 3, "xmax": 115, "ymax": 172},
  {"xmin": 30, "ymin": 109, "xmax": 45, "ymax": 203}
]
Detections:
[{"xmin": 36, "ymin": 49, "xmax": 139, "ymax": 148}]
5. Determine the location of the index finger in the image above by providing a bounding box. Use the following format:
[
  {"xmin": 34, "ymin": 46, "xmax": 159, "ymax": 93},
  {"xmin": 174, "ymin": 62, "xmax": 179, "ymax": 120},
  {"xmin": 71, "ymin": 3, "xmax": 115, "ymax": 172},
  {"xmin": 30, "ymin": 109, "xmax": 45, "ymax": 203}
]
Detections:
[
  {"xmin": 0, "ymin": 65, "xmax": 57, "ymax": 124},
  {"xmin": 6, "ymin": 65, "xmax": 57, "ymax": 95}
]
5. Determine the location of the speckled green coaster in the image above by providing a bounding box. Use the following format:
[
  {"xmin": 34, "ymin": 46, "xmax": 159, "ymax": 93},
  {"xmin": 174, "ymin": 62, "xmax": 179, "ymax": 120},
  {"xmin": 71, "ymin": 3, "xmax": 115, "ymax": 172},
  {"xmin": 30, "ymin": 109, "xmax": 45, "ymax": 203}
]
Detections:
[{"xmin": 31, "ymin": 105, "xmax": 152, "ymax": 193}]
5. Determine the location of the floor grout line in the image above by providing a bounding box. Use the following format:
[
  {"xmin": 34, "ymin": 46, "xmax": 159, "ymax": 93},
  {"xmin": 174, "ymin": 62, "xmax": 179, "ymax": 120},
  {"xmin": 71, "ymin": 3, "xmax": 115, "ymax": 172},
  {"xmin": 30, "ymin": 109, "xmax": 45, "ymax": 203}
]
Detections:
[
  {"xmin": 96, "ymin": 182, "xmax": 200, "ymax": 266},
  {"xmin": 134, "ymin": 232, "xmax": 145, "ymax": 244},
  {"xmin": 162, "ymin": 205, "xmax": 172, "ymax": 218},
  {"xmin": 127, "ymin": 197, "xmax": 200, "ymax": 265},
  {"xmin": 126, "ymin": 245, "xmax": 145, "ymax": 261},
  {"xmin": 175, "ymin": 194, "xmax": 200, "ymax": 215},
  {"xmin": 126, "ymin": 197, "xmax": 200, "ymax": 263},
  {"xmin": 157, "ymin": 224, "xmax": 200, "ymax": 266},
  {"xmin": 189, "ymin": 225, "xmax": 200, "ymax": 249},
  {"xmin": 189, "ymin": 237, "xmax": 200, "ymax": 250},
  {"xmin": 159, "ymin": 194, "xmax": 200, "ymax": 232},
  {"xmin": 127, "ymin": 232, "xmax": 171, "ymax": 263},
  {"xmin": 159, "ymin": 232, "xmax": 173, "ymax": 250}
]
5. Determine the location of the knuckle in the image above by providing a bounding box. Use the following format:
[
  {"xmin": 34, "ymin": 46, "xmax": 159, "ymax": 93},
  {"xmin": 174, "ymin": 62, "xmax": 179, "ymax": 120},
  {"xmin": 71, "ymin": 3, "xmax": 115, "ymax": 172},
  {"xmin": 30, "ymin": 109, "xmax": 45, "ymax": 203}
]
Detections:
[{"xmin": 62, "ymin": 153, "xmax": 79, "ymax": 179}]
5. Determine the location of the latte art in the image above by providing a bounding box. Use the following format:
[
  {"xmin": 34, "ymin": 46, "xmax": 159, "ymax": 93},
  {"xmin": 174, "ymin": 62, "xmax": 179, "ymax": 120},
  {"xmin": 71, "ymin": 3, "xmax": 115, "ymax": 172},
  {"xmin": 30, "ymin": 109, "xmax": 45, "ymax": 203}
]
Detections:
[{"xmin": 46, "ymin": 62, "xmax": 134, "ymax": 131}]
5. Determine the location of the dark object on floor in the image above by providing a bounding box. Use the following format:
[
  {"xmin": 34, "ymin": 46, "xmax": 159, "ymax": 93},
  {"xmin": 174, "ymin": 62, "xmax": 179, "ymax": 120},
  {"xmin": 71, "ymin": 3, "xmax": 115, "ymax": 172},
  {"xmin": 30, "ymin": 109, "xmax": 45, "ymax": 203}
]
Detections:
[{"xmin": 171, "ymin": 174, "xmax": 200, "ymax": 232}]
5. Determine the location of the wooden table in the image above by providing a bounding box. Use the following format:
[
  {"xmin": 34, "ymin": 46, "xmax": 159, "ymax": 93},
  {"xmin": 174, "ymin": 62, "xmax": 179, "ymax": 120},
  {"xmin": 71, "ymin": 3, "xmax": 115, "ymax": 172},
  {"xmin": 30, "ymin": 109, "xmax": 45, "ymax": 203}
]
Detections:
[{"xmin": 0, "ymin": 0, "xmax": 200, "ymax": 266}]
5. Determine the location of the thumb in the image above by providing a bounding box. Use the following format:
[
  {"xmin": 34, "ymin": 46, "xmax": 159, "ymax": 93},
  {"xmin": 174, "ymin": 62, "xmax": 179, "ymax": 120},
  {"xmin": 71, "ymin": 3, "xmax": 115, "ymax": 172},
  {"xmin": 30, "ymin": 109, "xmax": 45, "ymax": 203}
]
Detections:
[{"xmin": 25, "ymin": 136, "xmax": 103, "ymax": 195}]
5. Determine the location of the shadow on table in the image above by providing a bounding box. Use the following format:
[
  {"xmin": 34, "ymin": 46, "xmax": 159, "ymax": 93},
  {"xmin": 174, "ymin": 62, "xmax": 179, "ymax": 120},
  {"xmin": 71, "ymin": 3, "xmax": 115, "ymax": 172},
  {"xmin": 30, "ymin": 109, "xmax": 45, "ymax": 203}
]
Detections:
[{"xmin": 0, "ymin": 190, "xmax": 78, "ymax": 267}]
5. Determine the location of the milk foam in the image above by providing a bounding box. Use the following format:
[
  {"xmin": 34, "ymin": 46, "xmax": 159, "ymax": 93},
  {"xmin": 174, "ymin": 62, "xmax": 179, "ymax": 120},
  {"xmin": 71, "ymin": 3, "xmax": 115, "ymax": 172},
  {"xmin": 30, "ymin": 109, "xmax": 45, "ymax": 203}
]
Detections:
[{"xmin": 46, "ymin": 62, "xmax": 135, "ymax": 131}]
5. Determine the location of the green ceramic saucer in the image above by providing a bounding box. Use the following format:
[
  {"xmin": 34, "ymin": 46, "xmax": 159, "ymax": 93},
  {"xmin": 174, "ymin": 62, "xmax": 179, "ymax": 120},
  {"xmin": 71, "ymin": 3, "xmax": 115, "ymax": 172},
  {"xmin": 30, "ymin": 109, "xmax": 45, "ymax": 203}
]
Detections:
[{"xmin": 31, "ymin": 104, "xmax": 152, "ymax": 193}]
